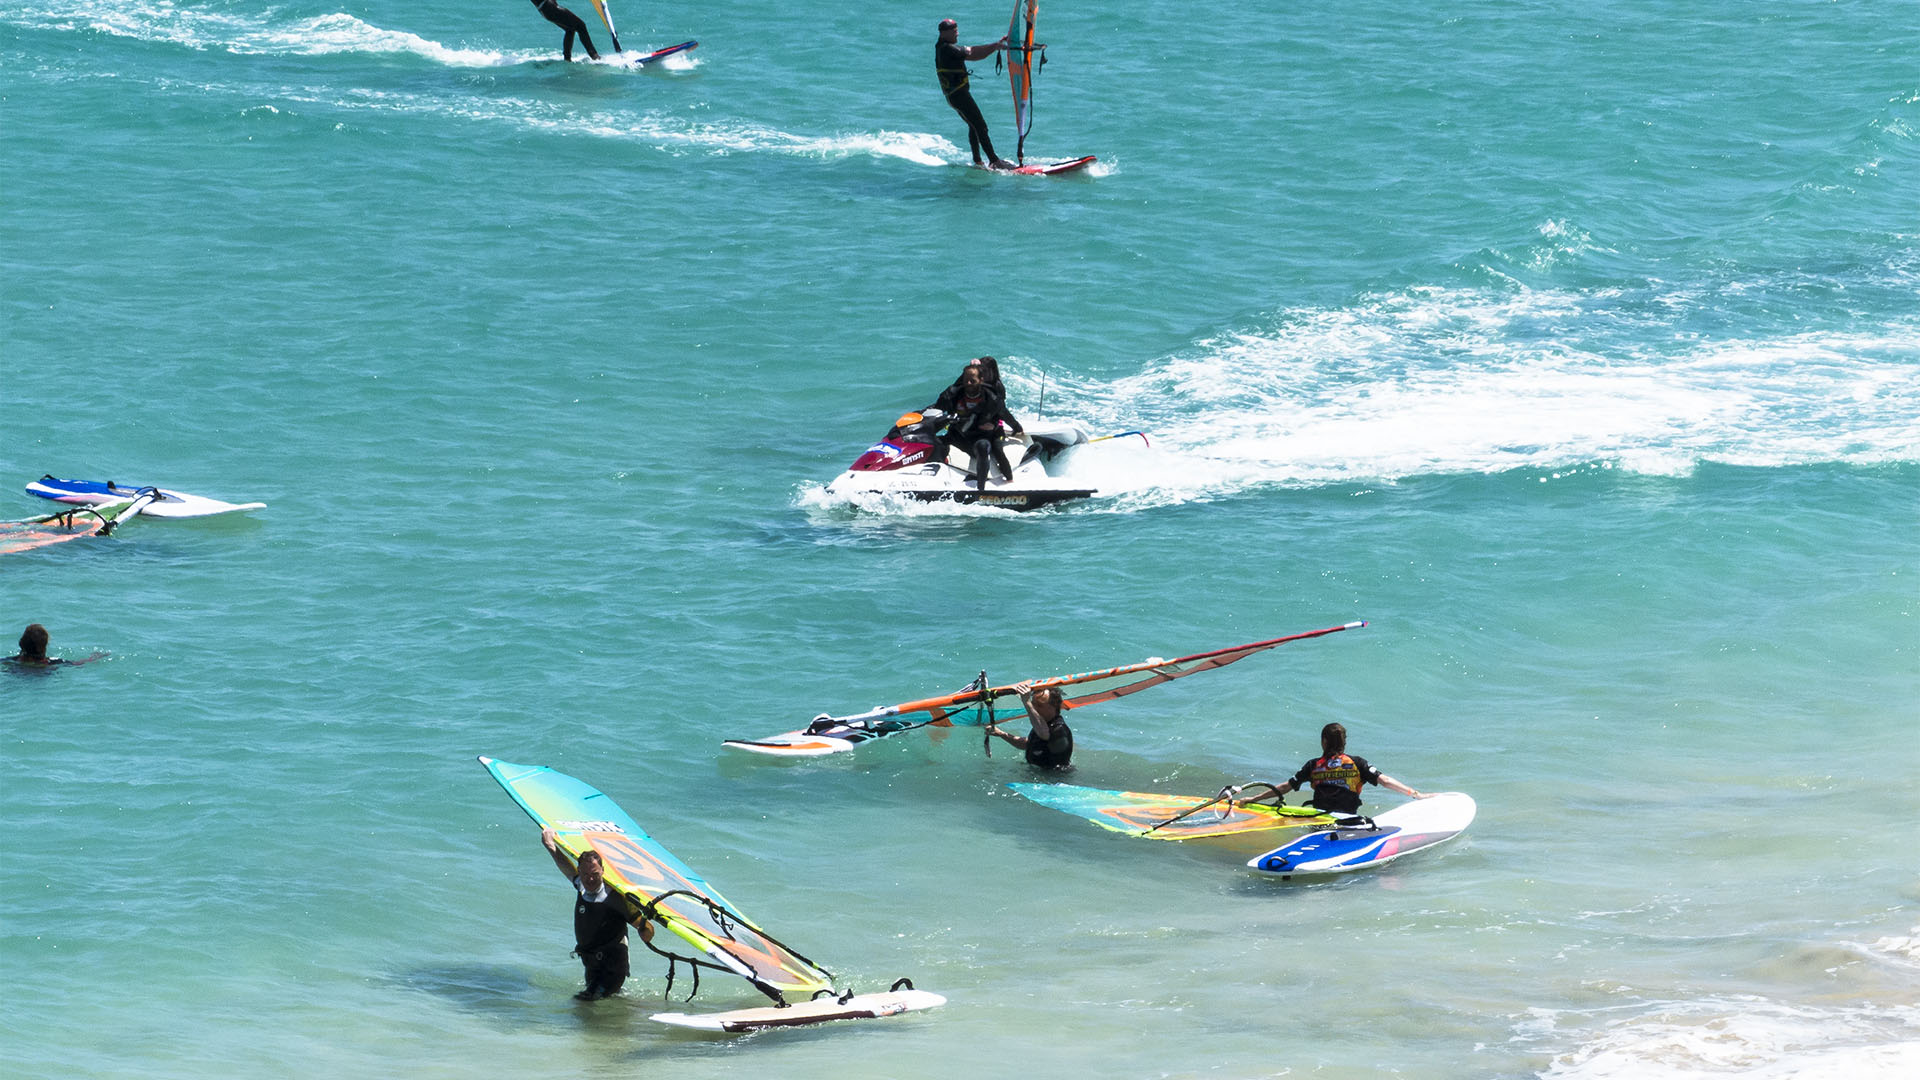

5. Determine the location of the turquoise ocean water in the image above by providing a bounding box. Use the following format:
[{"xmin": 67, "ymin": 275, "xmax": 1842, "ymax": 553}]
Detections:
[{"xmin": 4, "ymin": 2, "xmax": 1917, "ymax": 1076}]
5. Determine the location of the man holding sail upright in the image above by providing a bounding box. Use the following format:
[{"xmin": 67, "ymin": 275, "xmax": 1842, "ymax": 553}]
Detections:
[
  {"xmin": 541, "ymin": 827, "xmax": 654, "ymax": 1000},
  {"xmin": 527, "ymin": 0, "xmax": 602, "ymax": 62},
  {"xmin": 935, "ymin": 17, "xmax": 1010, "ymax": 169}
]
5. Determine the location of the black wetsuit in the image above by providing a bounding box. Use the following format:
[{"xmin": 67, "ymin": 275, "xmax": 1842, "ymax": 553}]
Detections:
[
  {"xmin": 936, "ymin": 40, "xmax": 1000, "ymax": 165},
  {"xmin": 1024, "ymin": 714, "xmax": 1074, "ymax": 769},
  {"xmin": 925, "ymin": 375, "xmax": 1006, "ymax": 414},
  {"xmin": 531, "ymin": 0, "xmax": 600, "ymax": 62},
  {"xmin": 947, "ymin": 387, "xmax": 1024, "ymax": 488},
  {"xmin": 571, "ymin": 880, "xmax": 631, "ymax": 998},
  {"xmin": 1289, "ymin": 753, "xmax": 1382, "ymax": 815}
]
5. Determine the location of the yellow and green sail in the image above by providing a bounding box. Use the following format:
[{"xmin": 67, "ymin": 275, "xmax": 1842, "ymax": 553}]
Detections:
[
  {"xmin": 1, "ymin": 492, "xmax": 157, "ymax": 556},
  {"xmin": 480, "ymin": 757, "xmax": 831, "ymax": 1001},
  {"xmin": 1010, "ymin": 783, "xmax": 1336, "ymax": 839}
]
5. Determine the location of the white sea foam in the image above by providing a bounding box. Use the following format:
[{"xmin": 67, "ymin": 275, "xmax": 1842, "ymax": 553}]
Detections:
[
  {"xmin": 795, "ymin": 482, "xmax": 1030, "ymax": 518},
  {"xmin": 12, "ymin": 2, "xmax": 557, "ymax": 67},
  {"xmin": 1025, "ymin": 285, "xmax": 1920, "ymax": 495},
  {"xmin": 139, "ymin": 68, "xmax": 957, "ymax": 165},
  {"xmin": 1537, "ymin": 997, "xmax": 1920, "ymax": 1080},
  {"xmin": 12, "ymin": 1, "xmax": 531, "ymax": 64}
]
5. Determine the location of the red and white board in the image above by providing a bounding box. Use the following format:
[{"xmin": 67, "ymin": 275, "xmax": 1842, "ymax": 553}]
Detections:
[{"xmin": 1008, "ymin": 155, "xmax": 1097, "ymax": 176}]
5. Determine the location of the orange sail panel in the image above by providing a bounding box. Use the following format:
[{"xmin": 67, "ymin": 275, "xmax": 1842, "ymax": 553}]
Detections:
[
  {"xmin": 1, "ymin": 493, "xmax": 156, "ymax": 556},
  {"xmin": 587, "ymin": 0, "xmax": 622, "ymax": 52},
  {"xmin": 901, "ymin": 622, "xmax": 1367, "ymax": 723},
  {"xmin": 1006, "ymin": 0, "xmax": 1040, "ymax": 162}
]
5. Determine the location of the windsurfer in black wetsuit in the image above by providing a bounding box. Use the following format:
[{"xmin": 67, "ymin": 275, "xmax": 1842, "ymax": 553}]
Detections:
[
  {"xmin": 989, "ymin": 681, "xmax": 1073, "ymax": 768},
  {"xmin": 935, "ymin": 18, "xmax": 1008, "ymax": 168},
  {"xmin": 942, "ymin": 366, "xmax": 1024, "ymax": 488},
  {"xmin": 925, "ymin": 356, "xmax": 1006, "ymax": 414},
  {"xmin": 541, "ymin": 827, "xmax": 654, "ymax": 1000},
  {"xmin": 527, "ymin": 0, "xmax": 601, "ymax": 62}
]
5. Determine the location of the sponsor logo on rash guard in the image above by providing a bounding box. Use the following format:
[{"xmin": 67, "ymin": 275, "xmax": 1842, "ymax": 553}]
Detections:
[{"xmin": 1312, "ymin": 755, "xmax": 1365, "ymax": 793}]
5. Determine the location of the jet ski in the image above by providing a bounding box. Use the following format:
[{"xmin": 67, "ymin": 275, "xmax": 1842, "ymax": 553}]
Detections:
[{"xmin": 825, "ymin": 409, "xmax": 1098, "ymax": 511}]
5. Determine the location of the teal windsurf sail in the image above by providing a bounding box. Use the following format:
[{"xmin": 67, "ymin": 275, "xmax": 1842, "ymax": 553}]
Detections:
[{"xmin": 480, "ymin": 757, "xmax": 833, "ymax": 1002}]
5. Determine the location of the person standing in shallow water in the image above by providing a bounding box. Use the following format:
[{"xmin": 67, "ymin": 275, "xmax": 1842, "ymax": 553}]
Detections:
[
  {"xmin": 934, "ymin": 17, "xmax": 1008, "ymax": 168},
  {"xmin": 541, "ymin": 827, "xmax": 653, "ymax": 1000},
  {"xmin": 988, "ymin": 681, "xmax": 1073, "ymax": 768},
  {"xmin": 527, "ymin": 0, "xmax": 601, "ymax": 62}
]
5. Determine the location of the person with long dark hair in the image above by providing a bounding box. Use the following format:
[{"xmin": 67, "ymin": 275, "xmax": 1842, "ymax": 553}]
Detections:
[
  {"xmin": 1272, "ymin": 723, "xmax": 1426, "ymax": 814},
  {"xmin": 5, "ymin": 624, "xmax": 105, "ymax": 668}
]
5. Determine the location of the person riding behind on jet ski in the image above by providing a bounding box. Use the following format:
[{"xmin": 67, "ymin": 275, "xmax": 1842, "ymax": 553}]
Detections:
[
  {"xmin": 944, "ymin": 366, "xmax": 1023, "ymax": 489},
  {"xmin": 924, "ymin": 356, "xmax": 1005, "ymax": 414}
]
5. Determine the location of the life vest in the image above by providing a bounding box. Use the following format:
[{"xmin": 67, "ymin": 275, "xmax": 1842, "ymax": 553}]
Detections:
[{"xmin": 1304, "ymin": 754, "xmax": 1368, "ymax": 813}]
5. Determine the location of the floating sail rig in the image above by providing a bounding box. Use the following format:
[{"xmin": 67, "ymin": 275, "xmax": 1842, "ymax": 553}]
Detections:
[
  {"xmin": 480, "ymin": 757, "xmax": 832, "ymax": 1002},
  {"xmin": 587, "ymin": 0, "xmax": 623, "ymax": 52},
  {"xmin": 1005, "ymin": 0, "xmax": 1042, "ymax": 163},
  {"xmin": 28, "ymin": 476, "xmax": 265, "ymax": 518},
  {"xmin": 1008, "ymin": 783, "xmax": 1337, "ymax": 839},
  {"xmin": 724, "ymin": 621, "xmax": 1367, "ymax": 756},
  {"xmin": 1, "ymin": 491, "xmax": 157, "ymax": 556}
]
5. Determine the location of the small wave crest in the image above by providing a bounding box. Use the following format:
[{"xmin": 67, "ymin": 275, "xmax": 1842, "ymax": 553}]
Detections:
[
  {"xmin": 1536, "ymin": 996, "xmax": 1920, "ymax": 1080},
  {"xmin": 11, "ymin": 1, "xmax": 525, "ymax": 66}
]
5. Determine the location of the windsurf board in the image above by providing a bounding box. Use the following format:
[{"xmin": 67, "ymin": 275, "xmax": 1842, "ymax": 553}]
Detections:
[
  {"xmin": 652, "ymin": 988, "xmax": 946, "ymax": 1032},
  {"xmin": 26, "ymin": 476, "xmax": 264, "ymax": 519},
  {"xmin": 613, "ymin": 40, "xmax": 697, "ymax": 67},
  {"xmin": 997, "ymin": 155, "xmax": 1096, "ymax": 176},
  {"xmin": 1246, "ymin": 792, "xmax": 1476, "ymax": 878}
]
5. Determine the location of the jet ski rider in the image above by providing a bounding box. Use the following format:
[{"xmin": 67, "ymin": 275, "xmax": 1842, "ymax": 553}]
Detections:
[
  {"xmin": 925, "ymin": 356, "xmax": 1005, "ymax": 412},
  {"xmin": 941, "ymin": 366, "xmax": 1024, "ymax": 489}
]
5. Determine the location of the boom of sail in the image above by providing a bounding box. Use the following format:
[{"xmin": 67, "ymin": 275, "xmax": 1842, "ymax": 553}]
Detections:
[{"xmin": 724, "ymin": 622, "xmax": 1368, "ymax": 756}]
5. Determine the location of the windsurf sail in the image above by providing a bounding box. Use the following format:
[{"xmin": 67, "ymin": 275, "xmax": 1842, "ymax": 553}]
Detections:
[
  {"xmin": 725, "ymin": 621, "xmax": 1367, "ymax": 754},
  {"xmin": 587, "ymin": 0, "xmax": 623, "ymax": 52},
  {"xmin": 480, "ymin": 757, "xmax": 833, "ymax": 1002},
  {"xmin": 1005, "ymin": 0, "xmax": 1042, "ymax": 163},
  {"xmin": 1009, "ymin": 783, "xmax": 1337, "ymax": 839},
  {"xmin": 1, "ymin": 492, "xmax": 157, "ymax": 556}
]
